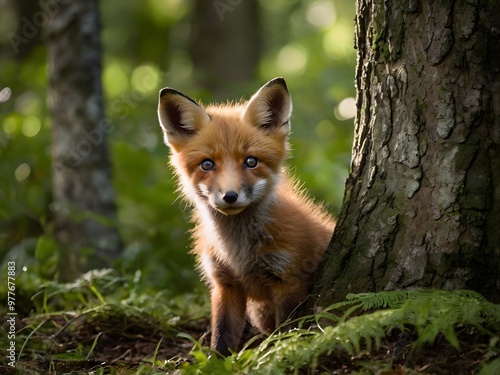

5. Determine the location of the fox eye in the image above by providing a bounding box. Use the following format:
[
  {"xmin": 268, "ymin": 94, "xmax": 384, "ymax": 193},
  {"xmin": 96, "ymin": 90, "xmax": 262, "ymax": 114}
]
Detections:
[
  {"xmin": 200, "ymin": 159, "xmax": 215, "ymax": 171},
  {"xmin": 244, "ymin": 156, "xmax": 259, "ymax": 169}
]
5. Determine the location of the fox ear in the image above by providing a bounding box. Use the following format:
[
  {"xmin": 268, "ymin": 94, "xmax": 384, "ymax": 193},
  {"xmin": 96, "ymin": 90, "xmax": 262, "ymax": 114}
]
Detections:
[
  {"xmin": 242, "ymin": 77, "xmax": 292, "ymax": 135},
  {"xmin": 157, "ymin": 88, "xmax": 210, "ymax": 145}
]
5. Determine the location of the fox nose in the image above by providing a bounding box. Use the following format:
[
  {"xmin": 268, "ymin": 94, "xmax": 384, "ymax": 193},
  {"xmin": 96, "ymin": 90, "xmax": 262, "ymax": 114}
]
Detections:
[{"xmin": 222, "ymin": 191, "xmax": 238, "ymax": 204}]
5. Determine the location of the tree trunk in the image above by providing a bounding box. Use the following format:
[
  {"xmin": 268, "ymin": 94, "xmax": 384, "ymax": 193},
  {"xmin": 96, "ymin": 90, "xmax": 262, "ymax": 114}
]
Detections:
[
  {"xmin": 315, "ymin": 0, "xmax": 500, "ymax": 305},
  {"xmin": 47, "ymin": 0, "xmax": 121, "ymax": 280},
  {"xmin": 188, "ymin": 0, "xmax": 261, "ymax": 99}
]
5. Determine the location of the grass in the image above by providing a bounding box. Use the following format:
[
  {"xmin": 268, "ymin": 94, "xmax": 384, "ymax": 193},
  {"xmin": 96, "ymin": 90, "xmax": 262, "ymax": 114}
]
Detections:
[{"xmin": 1, "ymin": 269, "xmax": 499, "ymax": 374}]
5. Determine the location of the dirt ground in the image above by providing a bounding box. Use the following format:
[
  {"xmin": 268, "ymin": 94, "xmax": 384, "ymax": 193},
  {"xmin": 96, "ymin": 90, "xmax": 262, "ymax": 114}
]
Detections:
[{"xmin": 1, "ymin": 313, "xmax": 496, "ymax": 374}]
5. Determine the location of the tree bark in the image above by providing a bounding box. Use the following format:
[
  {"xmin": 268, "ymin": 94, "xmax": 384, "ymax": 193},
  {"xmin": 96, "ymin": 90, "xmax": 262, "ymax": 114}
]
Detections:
[
  {"xmin": 47, "ymin": 0, "xmax": 121, "ymax": 280},
  {"xmin": 315, "ymin": 0, "xmax": 500, "ymax": 305}
]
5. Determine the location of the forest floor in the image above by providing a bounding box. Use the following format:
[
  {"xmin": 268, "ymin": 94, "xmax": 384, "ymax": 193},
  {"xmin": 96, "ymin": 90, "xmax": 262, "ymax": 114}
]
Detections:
[
  {"xmin": 1, "ymin": 271, "xmax": 498, "ymax": 374},
  {"xmin": 1, "ymin": 312, "xmax": 497, "ymax": 374}
]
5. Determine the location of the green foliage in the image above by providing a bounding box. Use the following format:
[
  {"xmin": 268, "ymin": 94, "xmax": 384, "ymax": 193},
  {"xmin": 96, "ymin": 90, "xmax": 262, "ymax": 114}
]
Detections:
[
  {"xmin": 331, "ymin": 290, "xmax": 500, "ymax": 351},
  {"xmin": 257, "ymin": 0, "xmax": 356, "ymax": 214},
  {"xmin": 1, "ymin": 3, "xmax": 498, "ymax": 374},
  {"xmin": 179, "ymin": 290, "xmax": 500, "ymax": 374},
  {"xmin": 0, "ymin": 268, "xmax": 209, "ymax": 370},
  {"xmin": 479, "ymin": 358, "xmax": 500, "ymax": 375},
  {"xmin": 0, "ymin": 0, "xmax": 355, "ymax": 296},
  {"xmin": 2, "ymin": 273, "xmax": 498, "ymax": 373},
  {"xmin": 32, "ymin": 268, "xmax": 208, "ymax": 322},
  {"xmin": 0, "ymin": 47, "xmax": 52, "ymax": 259},
  {"xmin": 112, "ymin": 140, "xmax": 200, "ymax": 293}
]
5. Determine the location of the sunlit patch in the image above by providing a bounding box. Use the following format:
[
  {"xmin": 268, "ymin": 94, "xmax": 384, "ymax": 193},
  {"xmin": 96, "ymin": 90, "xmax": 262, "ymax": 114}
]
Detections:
[
  {"xmin": 0, "ymin": 87, "xmax": 12, "ymax": 103},
  {"xmin": 335, "ymin": 97, "xmax": 356, "ymax": 120},
  {"xmin": 103, "ymin": 62, "xmax": 129, "ymax": 97},
  {"xmin": 15, "ymin": 91, "xmax": 41, "ymax": 115},
  {"xmin": 15, "ymin": 163, "xmax": 31, "ymax": 181},
  {"xmin": 22, "ymin": 116, "xmax": 41, "ymax": 137},
  {"xmin": 276, "ymin": 44, "xmax": 308, "ymax": 75},
  {"xmin": 322, "ymin": 22, "xmax": 355, "ymax": 60},
  {"xmin": 306, "ymin": 0, "xmax": 336, "ymax": 28},
  {"xmin": 131, "ymin": 64, "xmax": 160, "ymax": 93},
  {"xmin": 3, "ymin": 115, "xmax": 18, "ymax": 135},
  {"xmin": 148, "ymin": 0, "xmax": 188, "ymax": 23}
]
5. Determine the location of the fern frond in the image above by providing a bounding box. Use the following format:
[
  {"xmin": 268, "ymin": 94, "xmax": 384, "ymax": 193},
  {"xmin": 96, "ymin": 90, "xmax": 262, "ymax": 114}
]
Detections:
[
  {"xmin": 232, "ymin": 289, "xmax": 500, "ymax": 375},
  {"xmin": 346, "ymin": 290, "xmax": 412, "ymax": 309}
]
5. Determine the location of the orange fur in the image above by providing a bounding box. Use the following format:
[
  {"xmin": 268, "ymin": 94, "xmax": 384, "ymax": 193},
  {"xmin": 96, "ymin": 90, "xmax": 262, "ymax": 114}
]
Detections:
[{"xmin": 157, "ymin": 78, "xmax": 335, "ymax": 356}]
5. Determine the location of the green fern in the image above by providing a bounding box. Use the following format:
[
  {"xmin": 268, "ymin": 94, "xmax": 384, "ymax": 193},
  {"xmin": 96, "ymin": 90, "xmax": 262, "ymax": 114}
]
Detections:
[
  {"xmin": 202, "ymin": 289, "xmax": 500, "ymax": 375},
  {"xmin": 341, "ymin": 290, "xmax": 500, "ymax": 350}
]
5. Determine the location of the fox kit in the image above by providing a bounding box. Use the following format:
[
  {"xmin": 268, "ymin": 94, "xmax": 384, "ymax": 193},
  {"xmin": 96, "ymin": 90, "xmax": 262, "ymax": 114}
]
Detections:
[{"xmin": 157, "ymin": 78, "xmax": 335, "ymax": 356}]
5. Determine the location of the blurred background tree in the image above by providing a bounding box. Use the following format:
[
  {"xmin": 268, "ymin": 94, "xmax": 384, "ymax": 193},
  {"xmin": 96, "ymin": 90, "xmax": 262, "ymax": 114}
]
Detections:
[
  {"xmin": 189, "ymin": 0, "xmax": 260, "ymax": 98},
  {"xmin": 46, "ymin": 0, "xmax": 122, "ymax": 280},
  {"xmin": 0, "ymin": 0, "xmax": 355, "ymax": 295}
]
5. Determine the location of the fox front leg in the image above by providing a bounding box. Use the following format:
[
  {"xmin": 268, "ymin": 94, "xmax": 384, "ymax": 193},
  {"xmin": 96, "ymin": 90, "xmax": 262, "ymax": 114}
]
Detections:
[{"xmin": 209, "ymin": 263, "xmax": 247, "ymax": 356}]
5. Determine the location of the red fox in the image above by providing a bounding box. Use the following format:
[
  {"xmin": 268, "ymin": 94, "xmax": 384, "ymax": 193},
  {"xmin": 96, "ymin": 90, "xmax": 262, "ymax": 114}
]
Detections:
[{"xmin": 157, "ymin": 78, "xmax": 335, "ymax": 356}]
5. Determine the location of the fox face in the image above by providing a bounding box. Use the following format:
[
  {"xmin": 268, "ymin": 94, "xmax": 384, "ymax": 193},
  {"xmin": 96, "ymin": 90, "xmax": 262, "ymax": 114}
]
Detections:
[{"xmin": 157, "ymin": 78, "xmax": 293, "ymax": 216}]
